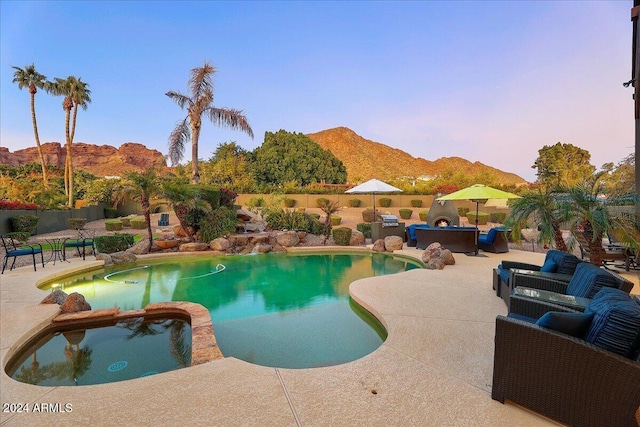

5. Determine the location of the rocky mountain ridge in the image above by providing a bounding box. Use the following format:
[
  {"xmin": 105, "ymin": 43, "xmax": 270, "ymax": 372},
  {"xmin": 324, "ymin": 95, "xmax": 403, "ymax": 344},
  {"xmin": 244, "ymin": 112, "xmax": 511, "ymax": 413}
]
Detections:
[{"xmin": 306, "ymin": 127, "xmax": 526, "ymax": 185}]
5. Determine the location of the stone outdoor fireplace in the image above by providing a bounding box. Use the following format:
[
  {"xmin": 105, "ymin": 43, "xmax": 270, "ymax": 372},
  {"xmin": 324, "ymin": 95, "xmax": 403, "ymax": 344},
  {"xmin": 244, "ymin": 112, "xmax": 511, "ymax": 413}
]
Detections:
[{"xmin": 425, "ymin": 198, "xmax": 460, "ymax": 227}]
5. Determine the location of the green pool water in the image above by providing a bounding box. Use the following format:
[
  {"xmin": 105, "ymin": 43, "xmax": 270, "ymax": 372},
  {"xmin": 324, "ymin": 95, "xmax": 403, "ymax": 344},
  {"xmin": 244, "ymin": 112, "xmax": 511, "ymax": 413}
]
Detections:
[{"xmin": 42, "ymin": 252, "xmax": 421, "ymax": 368}]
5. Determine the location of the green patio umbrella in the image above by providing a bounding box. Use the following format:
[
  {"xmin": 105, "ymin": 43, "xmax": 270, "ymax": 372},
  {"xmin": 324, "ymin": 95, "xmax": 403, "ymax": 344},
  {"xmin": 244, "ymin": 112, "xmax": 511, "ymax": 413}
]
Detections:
[{"xmin": 437, "ymin": 184, "xmax": 520, "ymax": 256}]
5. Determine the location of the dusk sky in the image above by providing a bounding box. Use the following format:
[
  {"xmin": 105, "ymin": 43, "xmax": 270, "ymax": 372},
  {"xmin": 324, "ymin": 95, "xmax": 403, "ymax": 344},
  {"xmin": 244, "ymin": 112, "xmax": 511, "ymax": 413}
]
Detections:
[{"xmin": 1, "ymin": 1, "xmax": 634, "ymax": 182}]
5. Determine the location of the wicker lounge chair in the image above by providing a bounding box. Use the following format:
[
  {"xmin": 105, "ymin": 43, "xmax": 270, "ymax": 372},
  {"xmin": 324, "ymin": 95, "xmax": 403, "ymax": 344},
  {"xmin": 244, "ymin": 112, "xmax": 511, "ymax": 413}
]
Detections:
[
  {"xmin": 572, "ymin": 227, "xmax": 631, "ymax": 271},
  {"xmin": 493, "ymin": 292, "xmax": 640, "ymax": 427}
]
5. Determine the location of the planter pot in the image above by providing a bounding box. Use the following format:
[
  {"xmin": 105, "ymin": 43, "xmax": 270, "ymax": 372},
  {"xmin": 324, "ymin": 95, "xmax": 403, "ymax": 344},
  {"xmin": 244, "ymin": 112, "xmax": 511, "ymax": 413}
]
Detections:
[{"xmin": 156, "ymin": 239, "xmax": 179, "ymax": 249}]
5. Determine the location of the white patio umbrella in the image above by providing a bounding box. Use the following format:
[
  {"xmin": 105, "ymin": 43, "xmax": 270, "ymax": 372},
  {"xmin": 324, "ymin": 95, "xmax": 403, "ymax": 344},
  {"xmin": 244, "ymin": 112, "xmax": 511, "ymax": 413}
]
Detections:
[{"xmin": 345, "ymin": 179, "xmax": 403, "ymax": 220}]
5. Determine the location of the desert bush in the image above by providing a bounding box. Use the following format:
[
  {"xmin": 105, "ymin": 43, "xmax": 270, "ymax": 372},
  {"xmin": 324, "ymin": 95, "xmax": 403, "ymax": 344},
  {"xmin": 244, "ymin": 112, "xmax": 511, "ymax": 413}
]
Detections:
[
  {"xmin": 349, "ymin": 199, "xmax": 361, "ymax": 207},
  {"xmin": 419, "ymin": 210, "xmax": 429, "ymax": 221},
  {"xmin": 94, "ymin": 233, "xmax": 134, "ymax": 253},
  {"xmin": 120, "ymin": 216, "xmax": 132, "ymax": 227},
  {"xmin": 198, "ymin": 207, "xmax": 238, "ymax": 241},
  {"xmin": 332, "ymin": 227, "xmax": 352, "ymax": 246},
  {"xmin": 248, "ymin": 197, "xmax": 265, "ymax": 207},
  {"xmin": 130, "ymin": 217, "xmax": 147, "ymax": 229},
  {"xmin": 265, "ymin": 209, "xmax": 324, "ymax": 234},
  {"xmin": 490, "ymin": 212, "xmax": 507, "ymax": 223},
  {"xmin": 457, "ymin": 207, "xmax": 470, "ymax": 217},
  {"xmin": 10, "ymin": 215, "xmax": 39, "ymax": 235},
  {"xmin": 362, "ymin": 208, "xmax": 374, "ymax": 223},
  {"xmin": 410, "ymin": 199, "xmax": 423, "ymax": 208},
  {"xmin": 105, "ymin": 219, "xmax": 123, "ymax": 231},
  {"xmin": 283, "ymin": 198, "xmax": 296, "ymax": 208},
  {"xmin": 379, "ymin": 198, "xmax": 392, "ymax": 207},
  {"xmin": 466, "ymin": 211, "xmax": 490, "ymax": 225},
  {"xmin": 330, "ymin": 215, "xmax": 342, "ymax": 225},
  {"xmin": 68, "ymin": 218, "xmax": 87, "ymax": 230},
  {"xmin": 309, "ymin": 213, "xmax": 321, "ymax": 220},
  {"xmin": 399, "ymin": 208, "xmax": 413, "ymax": 219},
  {"xmin": 356, "ymin": 223, "xmax": 372, "ymax": 238}
]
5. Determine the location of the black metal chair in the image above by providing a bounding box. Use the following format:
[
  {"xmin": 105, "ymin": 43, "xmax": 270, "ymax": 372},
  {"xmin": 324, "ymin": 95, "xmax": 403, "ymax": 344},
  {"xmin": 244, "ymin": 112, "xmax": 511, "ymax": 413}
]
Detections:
[
  {"xmin": 64, "ymin": 229, "xmax": 96, "ymax": 260},
  {"xmin": 1, "ymin": 235, "xmax": 44, "ymax": 273}
]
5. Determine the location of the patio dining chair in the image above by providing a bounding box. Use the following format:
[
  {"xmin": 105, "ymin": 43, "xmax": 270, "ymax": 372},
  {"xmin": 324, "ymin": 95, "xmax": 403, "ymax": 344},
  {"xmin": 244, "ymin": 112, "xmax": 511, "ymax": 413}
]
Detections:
[
  {"xmin": 64, "ymin": 229, "xmax": 96, "ymax": 260},
  {"xmin": 1, "ymin": 235, "xmax": 44, "ymax": 273}
]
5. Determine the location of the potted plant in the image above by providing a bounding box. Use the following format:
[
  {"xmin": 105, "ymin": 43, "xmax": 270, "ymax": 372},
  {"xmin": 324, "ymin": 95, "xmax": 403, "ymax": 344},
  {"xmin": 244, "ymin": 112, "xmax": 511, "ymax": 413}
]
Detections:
[{"xmin": 155, "ymin": 233, "xmax": 179, "ymax": 249}]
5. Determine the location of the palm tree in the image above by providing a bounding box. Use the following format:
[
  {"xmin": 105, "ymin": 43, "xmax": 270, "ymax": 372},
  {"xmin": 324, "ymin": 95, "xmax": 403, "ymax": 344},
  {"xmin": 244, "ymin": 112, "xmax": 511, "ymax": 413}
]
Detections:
[
  {"xmin": 166, "ymin": 62, "xmax": 254, "ymax": 184},
  {"xmin": 11, "ymin": 64, "xmax": 50, "ymax": 186},
  {"xmin": 505, "ymin": 187, "xmax": 570, "ymax": 252},
  {"xmin": 114, "ymin": 168, "xmax": 159, "ymax": 251}
]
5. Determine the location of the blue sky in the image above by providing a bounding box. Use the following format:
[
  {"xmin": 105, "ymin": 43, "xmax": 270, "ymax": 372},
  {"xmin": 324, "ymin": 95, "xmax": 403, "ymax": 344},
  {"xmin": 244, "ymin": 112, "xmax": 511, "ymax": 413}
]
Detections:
[{"xmin": 0, "ymin": 1, "xmax": 634, "ymax": 182}]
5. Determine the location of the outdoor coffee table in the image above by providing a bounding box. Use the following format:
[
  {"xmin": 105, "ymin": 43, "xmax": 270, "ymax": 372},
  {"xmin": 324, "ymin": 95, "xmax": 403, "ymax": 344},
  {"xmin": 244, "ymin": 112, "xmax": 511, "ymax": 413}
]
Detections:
[
  {"xmin": 512, "ymin": 286, "xmax": 591, "ymax": 311},
  {"xmin": 35, "ymin": 236, "xmax": 72, "ymax": 265}
]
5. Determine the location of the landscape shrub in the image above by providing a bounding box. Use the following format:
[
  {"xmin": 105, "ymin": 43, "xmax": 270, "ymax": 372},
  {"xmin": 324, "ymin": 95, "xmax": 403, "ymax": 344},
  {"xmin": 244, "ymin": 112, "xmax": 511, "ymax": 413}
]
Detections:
[
  {"xmin": 330, "ymin": 215, "xmax": 342, "ymax": 226},
  {"xmin": 0, "ymin": 200, "xmax": 38, "ymax": 210},
  {"xmin": 218, "ymin": 188, "xmax": 237, "ymax": 208},
  {"xmin": 410, "ymin": 199, "xmax": 423, "ymax": 208},
  {"xmin": 419, "ymin": 210, "xmax": 429, "ymax": 221},
  {"xmin": 399, "ymin": 208, "xmax": 413, "ymax": 219},
  {"xmin": 10, "ymin": 215, "xmax": 39, "ymax": 235},
  {"xmin": 248, "ymin": 197, "xmax": 265, "ymax": 208},
  {"xmin": 316, "ymin": 197, "xmax": 331, "ymax": 208},
  {"xmin": 457, "ymin": 207, "xmax": 470, "ymax": 217},
  {"xmin": 466, "ymin": 211, "xmax": 490, "ymax": 225},
  {"xmin": 265, "ymin": 209, "xmax": 324, "ymax": 234},
  {"xmin": 68, "ymin": 218, "xmax": 87, "ymax": 230},
  {"xmin": 283, "ymin": 198, "xmax": 296, "ymax": 208},
  {"xmin": 490, "ymin": 212, "xmax": 507, "ymax": 223},
  {"xmin": 379, "ymin": 198, "xmax": 392, "ymax": 207},
  {"xmin": 193, "ymin": 185, "xmax": 221, "ymax": 209},
  {"xmin": 130, "ymin": 217, "xmax": 147, "ymax": 229},
  {"xmin": 94, "ymin": 233, "xmax": 134, "ymax": 254},
  {"xmin": 356, "ymin": 223, "xmax": 372, "ymax": 238},
  {"xmin": 198, "ymin": 207, "xmax": 238, "ymax": 242},
  {"xmin": 104, "ymin": 207, "xmax": 118, "ymax": 218},
  {"xmin": 349, "ymin": 199, "xmax": 361, "ymax": 208},
  {"xmin": 6, "ymin": 232, "xmax": 30, "ymax": 243},
  {"xmin": 362, "ymin": 208, "xmax": 374, "ymax": 223},
  {"xmin": 332, "ymin": 227, "xmax": 352, "ymax": 246},
  {"xmin": 309, "ymin": 213, "xmax": 321, "ymax": 220},
  {"xmin": 120, "ymin": 216, "xmax": 132, "ymax": 227},
  {"xmin": 105, "ymin": 219, "xmax": 123, "ymax": 231}
]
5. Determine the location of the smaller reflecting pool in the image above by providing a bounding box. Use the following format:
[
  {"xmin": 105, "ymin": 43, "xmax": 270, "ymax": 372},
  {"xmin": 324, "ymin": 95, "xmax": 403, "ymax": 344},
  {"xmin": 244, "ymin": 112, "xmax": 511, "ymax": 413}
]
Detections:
[{"xmin": 6, "ymin": 317, "xmax": 191, "ymax": 386}]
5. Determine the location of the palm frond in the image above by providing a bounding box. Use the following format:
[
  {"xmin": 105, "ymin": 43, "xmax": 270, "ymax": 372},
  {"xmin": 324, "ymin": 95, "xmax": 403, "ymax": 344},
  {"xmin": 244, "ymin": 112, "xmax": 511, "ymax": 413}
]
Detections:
[
  {"xmin": 165, "ymin": 90, "xmax": 192, "ymax": 110},
  {"xmin": 206, "ymin": 108, "xmax": 254, "ymax": 138},
  {"xmin": 168, "ymin": 119, "xmax": 190, "ymax": 165},
  {"xmin": 189, "ymin": 62, "xmax": 215, "ymax": 100}
]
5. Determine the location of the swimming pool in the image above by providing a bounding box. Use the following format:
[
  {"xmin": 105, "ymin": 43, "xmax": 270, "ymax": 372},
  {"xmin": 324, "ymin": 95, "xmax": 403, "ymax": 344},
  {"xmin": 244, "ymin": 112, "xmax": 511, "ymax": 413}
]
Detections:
[{"xmin": 42, "ymin": 252, "xmax": 421, "ymax": 368}]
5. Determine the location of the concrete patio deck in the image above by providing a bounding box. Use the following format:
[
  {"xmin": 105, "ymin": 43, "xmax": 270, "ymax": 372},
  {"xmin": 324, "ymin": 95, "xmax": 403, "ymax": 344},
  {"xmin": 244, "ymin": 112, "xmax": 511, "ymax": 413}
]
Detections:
[{"xmin": 1, "ymin": 247, "xmax": 637, "ymax": 426}]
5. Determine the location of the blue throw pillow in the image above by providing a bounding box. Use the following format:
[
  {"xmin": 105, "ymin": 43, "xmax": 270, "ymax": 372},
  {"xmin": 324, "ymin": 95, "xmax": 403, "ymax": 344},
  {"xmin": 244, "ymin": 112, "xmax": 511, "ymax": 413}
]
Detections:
[
  {"xmin": 535, "ymin": 311, "xmax": 594, "ymax": 338},
  {"xmin": 585, "ymin": 288, "xmax": 640, "ymax": 358},
  {"xmin": 540, "ymin": 258, "xmax": 557, "ymax": 273}
]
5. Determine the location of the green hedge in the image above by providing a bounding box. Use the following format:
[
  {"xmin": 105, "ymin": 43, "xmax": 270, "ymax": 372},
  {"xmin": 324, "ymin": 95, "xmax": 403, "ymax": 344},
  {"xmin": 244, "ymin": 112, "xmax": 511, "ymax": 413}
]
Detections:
[
  {"xmin": 6, "ymin": 232, "xmax": 30, "ymax": 243},
  {"xmin": 490, "ymin": 212, "xmax": 507, "ymax": 223},
  {"xmin": 105, "ymin": 219, "xmax": 123, "ymax": 231},
  {"xmin": 379, "ymin": 198, "xmax": 391, "ymax": 207},
  {"xmin": 399, "ymin": 209, "xmax": 413, "ymax": 220},
  {"xmin": 68, "ymin": 218, "xmax": 87, "ymax": 230},
  {"xmin": 457, "ymin": 207, "xmax": 470, "ymax": 217},
  {"xmin": 332, "ymin": 227, "xmax": 352, "ymax": 246},
  {"xmin": 356, "ymin": 223, "xmax": 372, "ymax": 238},
  {"xmin": 349, "ymin": 199, "xmax": 361, "ymax": 207},
  {"xmin": 419, "ymin": 210, "xmax": 429, "ymax": 221},
  {"xmin": 466, "ymin": 211, "xmax": 490, "ymax": 225},
  {"xmin": 10, "ymin": 215, "xmax": 39, "ymax": 235},
  {"xmin": 330, "ymin": 215, "xmax": 341, "ymax": 225},
  {"xmin": 283, "ymin": 198, "xmax": 296, "ymax": 208},
  {"xmin": 130, "ymin": 217, "xmax": 147, "ymax": 229},
  {"xmin": 410, "ymin": 199, "xmax": 423, "ymax": 208},
  {"xmin": 94, "ymin": 233, "xmax": 134, "ymax": 254},
  {"xmin": 104, "ymin": 207, "xmax": 118, "ymax": 218}
]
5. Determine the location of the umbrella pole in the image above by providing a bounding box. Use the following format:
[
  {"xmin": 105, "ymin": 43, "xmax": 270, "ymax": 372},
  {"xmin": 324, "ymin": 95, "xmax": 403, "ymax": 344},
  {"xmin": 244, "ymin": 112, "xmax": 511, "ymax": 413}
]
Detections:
[
  {"xmin": 373, "ymin": 194, "xmax": 376, "ymax": 222},
  {"xmin": 475, "ymin": 201, "xmax": 479, "ymax": 255}
]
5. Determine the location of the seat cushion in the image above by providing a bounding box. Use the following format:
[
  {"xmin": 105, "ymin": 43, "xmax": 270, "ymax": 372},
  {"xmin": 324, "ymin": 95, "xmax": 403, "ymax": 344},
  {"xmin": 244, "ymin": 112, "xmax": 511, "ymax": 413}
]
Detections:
[
  {"xmin": 535, "ymin": 311, "xmax": 594, "ymax": 338},
  {"xmin": 539, "ymin": 258, "xmax": 557, "ymax": 273},
  {"xmin": 584, "ymin": 288, "xmax": 640, "ymax": 358},
  {"xmin": 566, "ymin": 263, "xmax": 621, "ymax": 298}
]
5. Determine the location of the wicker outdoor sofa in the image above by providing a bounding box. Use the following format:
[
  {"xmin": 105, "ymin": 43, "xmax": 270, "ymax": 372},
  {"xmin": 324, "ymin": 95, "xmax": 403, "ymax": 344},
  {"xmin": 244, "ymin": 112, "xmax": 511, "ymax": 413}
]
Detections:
[{"xmin": 493, "ymin": 293, "xmax": 640, "ymax": 427}]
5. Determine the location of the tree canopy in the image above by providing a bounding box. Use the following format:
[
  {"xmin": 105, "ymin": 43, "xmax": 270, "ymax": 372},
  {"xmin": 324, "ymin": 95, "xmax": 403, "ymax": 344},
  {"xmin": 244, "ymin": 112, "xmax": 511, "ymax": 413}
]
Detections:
[
  {"xmin": 252, "ymin": 130, "xmax": 347, "ymax": 187},
  {"xmin": 532, "ymin": 142, "xmax": 595, "ymax": 189}
]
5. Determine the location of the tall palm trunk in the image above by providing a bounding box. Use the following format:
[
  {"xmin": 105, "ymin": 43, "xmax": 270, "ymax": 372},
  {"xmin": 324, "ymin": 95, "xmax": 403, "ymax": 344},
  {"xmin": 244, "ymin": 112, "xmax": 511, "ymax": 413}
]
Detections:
[
  {"xmin": 141, "ymin": 194, "xmax": 153, "ymax": 250},
  {"xmin": 63, "ymin": 96, "xmax": 74, "ymax": 208},
  {"xmin": 552, "ymin": 219, "xmax": 568, "ymax": 252},
  {"xmin": 190, "ymin": 120, "xmax": 201, "ymax": 184},
  {"xmin": 29, "ymin": 87, "xmax": 48, "ymax": 186}
]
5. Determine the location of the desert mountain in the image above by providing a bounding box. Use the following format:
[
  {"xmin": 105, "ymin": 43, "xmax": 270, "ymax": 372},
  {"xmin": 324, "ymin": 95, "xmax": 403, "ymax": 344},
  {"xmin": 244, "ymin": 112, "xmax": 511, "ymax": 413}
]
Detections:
[
  {"xmin": 0, "ymin": 142, "xmax": 166, "ymax": 177},
  {"xmin": 307, "ymin": 127, "xmax": 527, "ymax": 185}
]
